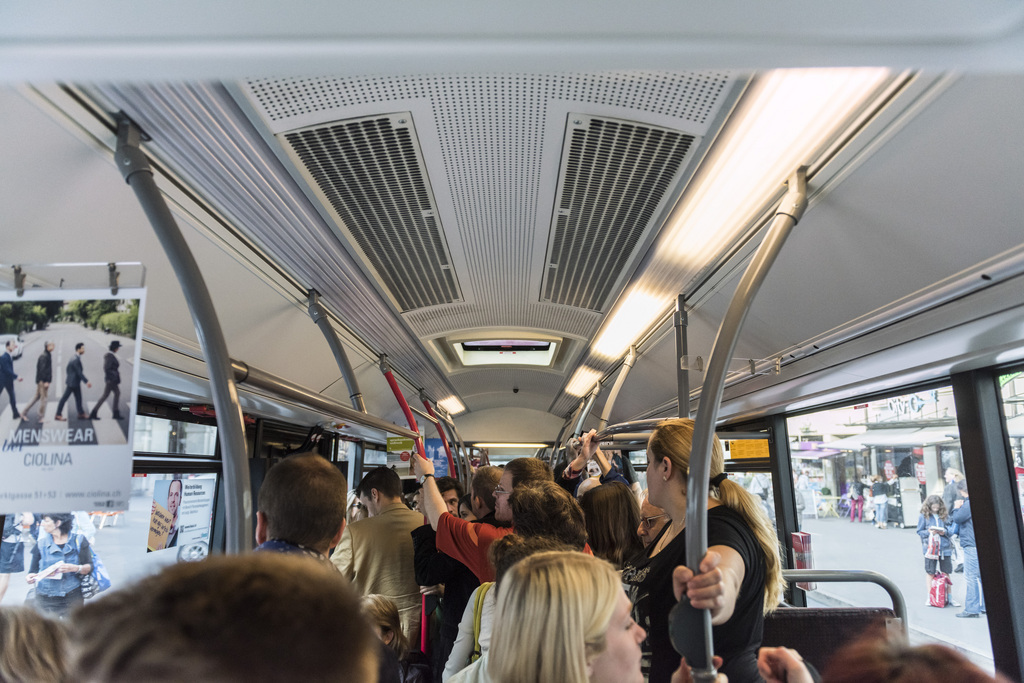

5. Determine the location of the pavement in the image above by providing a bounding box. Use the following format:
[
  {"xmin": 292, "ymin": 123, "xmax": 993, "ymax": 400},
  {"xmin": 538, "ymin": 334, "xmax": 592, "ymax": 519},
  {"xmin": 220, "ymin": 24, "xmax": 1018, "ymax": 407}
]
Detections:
[{"xmin": 799, "ymin": 514, "xmax": 993, "ymax": 671}]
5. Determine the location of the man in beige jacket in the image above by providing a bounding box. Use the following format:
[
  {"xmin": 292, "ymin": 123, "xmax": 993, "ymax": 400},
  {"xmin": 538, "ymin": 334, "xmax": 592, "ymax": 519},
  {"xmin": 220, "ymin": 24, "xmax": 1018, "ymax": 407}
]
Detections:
[{"xmin": 332, "ymin": 465, "xmax": 424, "ymax": 645}]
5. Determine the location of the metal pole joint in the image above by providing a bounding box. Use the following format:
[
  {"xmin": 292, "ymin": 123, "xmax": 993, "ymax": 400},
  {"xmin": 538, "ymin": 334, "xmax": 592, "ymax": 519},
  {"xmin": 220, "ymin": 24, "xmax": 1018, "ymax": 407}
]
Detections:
[{"xmin": 114, "ymin": 113, "xmax": 153, "ymax": 184}]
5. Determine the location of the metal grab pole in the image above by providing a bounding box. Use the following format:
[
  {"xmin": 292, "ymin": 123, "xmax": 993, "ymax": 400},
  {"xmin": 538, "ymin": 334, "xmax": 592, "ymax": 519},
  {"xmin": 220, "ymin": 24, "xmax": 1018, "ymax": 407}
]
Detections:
[
  {"xmin": 421, "ymin": 392, "xmax": 459, "ymax": 481},
  {"xmin": 379, "ymin": 355, "xmax": 427, "ymax": 461},
  {"xmin": 598, "ymin": 346, "xmax": 637, "ymax": 430},
  {"xmin": 115, "ymin": 116, "xmax": 253, "ymax": 554},
  {"xmin": 675, "ymin": 297, "xmax": 691, "ymax": 419},
  {"xmin": 683, "ymin": 168, "xmax": 808, "ymax": 677},
  {"xmin": 308, "ymin": 290, "xmax": 366, "ymax": 412}
]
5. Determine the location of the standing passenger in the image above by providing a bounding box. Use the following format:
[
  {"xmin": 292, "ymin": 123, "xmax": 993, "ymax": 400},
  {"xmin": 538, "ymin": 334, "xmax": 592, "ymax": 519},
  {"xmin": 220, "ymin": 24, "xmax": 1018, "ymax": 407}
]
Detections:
[
  {"xmin": 22, "ymin": 341, "xmax": 54, "ymax": 422},
  {"xmin": 54, "ymin": 342, "xmax": 91, "ymax": 421},
  {"xmin": 69, "ymin": 554, "xmax": 379, "ymax": 682},
  {"xmin": 332, "ymin": 466, "xmax": 424, "ymax": 644},
  {"xmin": 637, "ymin": 490, "xmax": 669, "ymax": 548},
  {"xmin": 254, "ymin": 452, "xmax": 347, "ymax": 563},
  {"xmin": 88, "ymin": 340, "xmax": 123, "ymax": 420},
  {"xmin": 620, "ymin": 419, "xmax": 783, "ymax": 683},
  {"xmin": 412, "ymin": 455, "xmax": 550, "ymax": 582}
]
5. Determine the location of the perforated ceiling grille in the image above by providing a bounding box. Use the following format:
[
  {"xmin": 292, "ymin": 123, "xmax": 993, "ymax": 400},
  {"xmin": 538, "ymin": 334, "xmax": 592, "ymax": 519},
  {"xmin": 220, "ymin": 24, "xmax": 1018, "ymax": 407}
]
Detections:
[
  {"xmin": 248, "ymin": 72, "xmax": 729, "ymax": 126},
  {"xmin": 243, "ymin": 72, "xmax": 734, "ymax": 342},
  {"xmin": 543, "ymin": 115, "xmax": 694, "ymax": 310},
  {"xmin": 283, "ymin": 114, "xmax": 461, "ymax": 311}
]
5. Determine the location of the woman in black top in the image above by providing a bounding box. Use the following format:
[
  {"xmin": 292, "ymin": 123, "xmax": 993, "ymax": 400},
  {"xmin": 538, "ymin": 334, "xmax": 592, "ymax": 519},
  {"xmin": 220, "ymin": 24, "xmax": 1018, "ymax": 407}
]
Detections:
[{"xmin": 621, "ymin": 419, "xmax": 784, "ymax": 683}]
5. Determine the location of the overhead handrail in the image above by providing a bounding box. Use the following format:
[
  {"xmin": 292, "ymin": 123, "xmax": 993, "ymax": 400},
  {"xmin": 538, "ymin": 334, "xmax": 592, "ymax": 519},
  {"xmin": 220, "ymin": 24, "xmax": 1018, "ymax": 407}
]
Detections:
[
  {"xmin": 379, "ymin": 355, "xmax": 428, "ymax": 464},
  {"xmin": 116, "ymin": 115, "xmax": 252, "ymax": 554},
  {"xmin": 420, "ymin": 391, "xmax": 460, "ymax": 482},
  {"xmin": 680, "ymin": 168, "xmax": 808, "ymax": 681},
  {"xmin": 781, "ymin": 569, "xmax": 908, "ymax": 632},
  {"xmin": 598, "ymin": 345, "xmax": 637, "ymax": 430},
  {"xmin": 307, "ymin": 289, "xmax": 367, "ymax": 412},
  {"xmin": 572, "ymin": 382, "xmax": 602, "ymax": 437},
  {"xmin": 229, "ymin": 360, "xmax": 419, "ymax": 439}
]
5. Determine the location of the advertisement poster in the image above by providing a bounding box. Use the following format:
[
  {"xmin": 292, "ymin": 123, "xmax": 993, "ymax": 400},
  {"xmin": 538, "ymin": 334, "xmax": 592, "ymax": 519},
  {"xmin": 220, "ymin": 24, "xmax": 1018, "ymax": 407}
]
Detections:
[
  {"xmin": 0, "ymin": 289, "xmax": 145, "ymax": 514},
  {"xmin": 147, "ymin": 476, "xmax": 216, "ymax": 559},
  {"xmin": 387, "ymin": 436, "xmax": 415, "ymax": 469},
  {"xmin": 425, "ymin": 437, "xmax": 449, "ymax": 477}
]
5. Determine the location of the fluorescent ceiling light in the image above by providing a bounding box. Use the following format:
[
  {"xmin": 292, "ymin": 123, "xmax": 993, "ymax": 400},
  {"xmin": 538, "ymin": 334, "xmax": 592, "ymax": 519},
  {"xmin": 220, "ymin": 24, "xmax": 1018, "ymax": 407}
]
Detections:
[
  {"xmin": 565, "ymin": 366, "xmax": 602, "ymax": 397},
  {"xmin": 474, "ymin": 443, "xmax": 549, "ymax": 449},
  {"xmin": 437, "ymin": 396, "xmax": 466, "ymax": 415},
  {"xmin": 593, "ymin": 289, "xmax": 672, "ymax": 359},
  {"xmin": 587, "ymin": 67, "xmax": 891, "ymax": 364}
]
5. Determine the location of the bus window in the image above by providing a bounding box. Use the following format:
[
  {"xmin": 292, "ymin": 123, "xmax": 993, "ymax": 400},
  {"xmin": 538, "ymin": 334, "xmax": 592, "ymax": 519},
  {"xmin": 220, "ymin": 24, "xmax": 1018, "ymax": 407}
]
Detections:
[
  {"xmin": 786, "ymin": 388, "xmax": 995, "ymax": 673},
  {"xmin": 134, "ymin": 415, "xmax": 217, "ymax": 456}
]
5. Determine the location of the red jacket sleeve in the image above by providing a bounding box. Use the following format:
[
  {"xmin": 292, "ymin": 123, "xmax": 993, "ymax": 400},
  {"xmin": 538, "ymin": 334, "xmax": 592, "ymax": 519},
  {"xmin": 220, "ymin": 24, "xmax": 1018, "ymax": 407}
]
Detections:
[{"xmin": 436, "ymin": 512, "xmax": 513, "ymax": 583}]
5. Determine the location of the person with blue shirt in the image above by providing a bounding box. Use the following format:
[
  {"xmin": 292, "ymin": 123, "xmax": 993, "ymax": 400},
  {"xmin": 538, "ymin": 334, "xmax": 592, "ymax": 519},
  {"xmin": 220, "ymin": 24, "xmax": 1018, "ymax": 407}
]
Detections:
[
  {"xmin": 26, "ymin": 513, "xmax": 92, "ymax": 618},
  {"xmin": 951, "ymin": 479, "xmax": 985, "ymax": 618}
]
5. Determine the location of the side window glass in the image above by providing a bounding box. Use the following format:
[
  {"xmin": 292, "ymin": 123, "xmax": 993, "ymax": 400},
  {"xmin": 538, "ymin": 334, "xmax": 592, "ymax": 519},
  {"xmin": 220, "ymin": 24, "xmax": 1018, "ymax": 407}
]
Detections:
[{"xmin": 786, "ymin": 388, "xmax": 995, "ymax": 673}]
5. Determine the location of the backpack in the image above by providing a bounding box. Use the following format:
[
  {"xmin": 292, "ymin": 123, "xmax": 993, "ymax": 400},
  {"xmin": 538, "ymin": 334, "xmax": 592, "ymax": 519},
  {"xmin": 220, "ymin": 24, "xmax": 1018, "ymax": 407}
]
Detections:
[
  {"xmin": 929, "ymin": 572, "xmax": 952, "ymax": 607},
  {"xmin": 469, "ymin": 582, "xmax": 494, "ymax": 664}
]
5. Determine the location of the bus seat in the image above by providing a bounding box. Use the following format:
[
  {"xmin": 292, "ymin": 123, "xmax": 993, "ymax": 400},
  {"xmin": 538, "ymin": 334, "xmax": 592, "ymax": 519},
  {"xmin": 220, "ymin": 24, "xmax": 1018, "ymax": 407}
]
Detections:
[{"xmin": 762, "ymin": 606, "xmax": 901, "ymax": 673}]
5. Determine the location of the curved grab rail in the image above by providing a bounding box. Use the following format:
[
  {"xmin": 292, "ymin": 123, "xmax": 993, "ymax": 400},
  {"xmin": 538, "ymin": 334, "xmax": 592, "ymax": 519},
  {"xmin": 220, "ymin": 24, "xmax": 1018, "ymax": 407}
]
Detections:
[
  {"xmin": 781, "ymin": 569, "xmax": 908, "ymax": 632},
  {"xmin": 380, "ymin": 355, "xmax": 427, "ymax": 464},
  {"xmin": 682, "ymin": 169, "xmax": 808, "ymax": 677}
]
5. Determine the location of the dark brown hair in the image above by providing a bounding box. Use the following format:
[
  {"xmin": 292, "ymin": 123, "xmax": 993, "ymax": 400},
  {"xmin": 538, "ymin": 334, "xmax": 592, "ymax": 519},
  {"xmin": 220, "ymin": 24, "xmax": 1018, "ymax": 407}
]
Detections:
[
  {"xmin": 823, "ymin": 635, "xmax": 1010, "ymax": 683},
  {"xmin": 488, "ymin": 534, "xmax": 577, "ymax": 587},
  {"xmin": 509, "ymin": 480, "xmax": 586, "ymax": 550},
  {"xmin": 503, "ymin": 458, "xmax": 553, "ymax": 490},
  {"xmin": 580, "ymin": 482, "xmax": 643, "ymax": 570},
  {"xmin": 258, "ymin": 453, "xmax": 347, "ymax": 549},
  {"xmin": 920, "ymin": 494, "xmax": 948, "ymax": 520},
  {"xmin": 70, "ymin": 554, "xmax": 377, "ymax": 682},
  {"xmin": 471, "ymin": 466, "xmax": 503, "ymax": 511},
  {"xmin": 356, "ymin": 465, "xmax": 403, "ymax": 500}
]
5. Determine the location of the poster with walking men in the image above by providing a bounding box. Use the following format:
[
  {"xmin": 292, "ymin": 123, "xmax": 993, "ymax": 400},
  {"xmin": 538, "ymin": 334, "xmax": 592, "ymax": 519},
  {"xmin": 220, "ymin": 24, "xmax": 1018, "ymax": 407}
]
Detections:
[{"xmin": 0, "ymin": 289, "xmax": 145, "ymax": 514}]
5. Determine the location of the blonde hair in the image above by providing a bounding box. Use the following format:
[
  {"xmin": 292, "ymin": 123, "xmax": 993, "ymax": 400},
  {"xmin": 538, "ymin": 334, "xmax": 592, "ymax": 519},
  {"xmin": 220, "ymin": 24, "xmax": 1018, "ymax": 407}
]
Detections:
[
  {"xmin": 648, "ymin": 418, "xmax": 784, "ymax": 613},
  {"xmin": 362, "ymin": 594, "xmax": 409, "ymax": 659},
  {"xmin": 488, "ymin": 552, "xmax": 619, "ymax": 683},
  {"xmin": 0, "ymin": 607, "xmax": 68, "ymax": 683}
]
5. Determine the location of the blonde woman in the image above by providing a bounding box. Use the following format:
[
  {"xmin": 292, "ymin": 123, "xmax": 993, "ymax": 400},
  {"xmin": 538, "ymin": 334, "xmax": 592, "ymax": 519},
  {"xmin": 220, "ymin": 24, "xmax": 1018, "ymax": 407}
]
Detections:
[
  {"xmin": 618, "ymin": 419, "xmax": 784, "ymax": 683},
  {"xmin": 487, "ymin": 551, "xmax": 647, "ymax": 683}
]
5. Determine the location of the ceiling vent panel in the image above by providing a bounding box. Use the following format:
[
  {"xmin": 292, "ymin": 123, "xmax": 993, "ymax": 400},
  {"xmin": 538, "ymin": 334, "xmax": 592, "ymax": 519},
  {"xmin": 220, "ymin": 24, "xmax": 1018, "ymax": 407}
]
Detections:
[
  {"xmin": 280, "ymin": 112, "xmax": 462, "ymax": 312},
  {"xmin": 543, "ymin": 115, "xmax": 695, "ymax": 311}
]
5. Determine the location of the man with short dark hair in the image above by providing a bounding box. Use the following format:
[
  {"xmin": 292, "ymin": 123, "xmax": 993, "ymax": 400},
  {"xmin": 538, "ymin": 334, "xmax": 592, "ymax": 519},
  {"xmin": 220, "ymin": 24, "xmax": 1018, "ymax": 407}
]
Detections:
[
  {"xmin": 255, "ymin": 452, "xmax": 348, "ymax": 562},
  {"xmin": 412, "ymin": 454, "xmax": 552, "ymax": 582},
  {"xmin": 332, "ymin": 466, "xmax": 423, "ymax": 644},
  {"xmin": 411, "ymin": 475, "xmax": 478, "ymax": 681},
  {"xmin": 69, "ymin": 553, "xmax": 379, "ymax": 682},
  {"xmin": 469, "ymin": 465, "xmax": 503, "ymax": 524},
  {"xmin": 23, "ymin": 342, "xmax": 53, "ymax": 422},
  {"xmin": 54, "ymin": 342, "xmax": 91, "ymax": 421}
]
